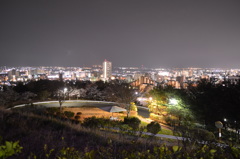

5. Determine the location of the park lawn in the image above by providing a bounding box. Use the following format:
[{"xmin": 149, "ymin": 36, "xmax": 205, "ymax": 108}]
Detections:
[
  {"xmin": 140, "ymin": 121, "xmax": 149, "ymax": 127},
  {"xmin": 158, "ymin": 128, "xmax": 173, "ymax": 136},
  {"xmin": 140, "ymin": 121, "xmax": 173, "ymax": 136}
]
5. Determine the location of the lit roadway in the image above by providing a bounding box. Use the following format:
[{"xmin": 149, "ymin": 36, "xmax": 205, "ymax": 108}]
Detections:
[{"xmin": 13, "ymin": 100, "xmax": 150, "ymax": 117}]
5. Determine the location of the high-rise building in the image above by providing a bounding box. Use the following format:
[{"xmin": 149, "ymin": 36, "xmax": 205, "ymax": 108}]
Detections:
[{"xmin": 102, "ymin": 59, "xmax": 112, "ymax": 81}]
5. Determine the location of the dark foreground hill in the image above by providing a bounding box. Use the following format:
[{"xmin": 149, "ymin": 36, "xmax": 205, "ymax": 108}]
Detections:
[{"xmin": 0, "ymin": 107, "xmax": 240, "ymax": 159}]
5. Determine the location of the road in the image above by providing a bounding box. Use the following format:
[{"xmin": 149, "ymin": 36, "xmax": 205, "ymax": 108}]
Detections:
[
  {"xmin": 13, "ymin": 100, "xmax": 150, "ymax": 117},
  {"xmin": 137, "ymin": 106, "xmax": 150, "ymax": 118}
]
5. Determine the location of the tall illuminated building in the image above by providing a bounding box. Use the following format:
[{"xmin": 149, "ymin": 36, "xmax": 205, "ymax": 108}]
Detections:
[{"xmin": 103, "ymin": 59, "xmax": 112, "ymax": 81}]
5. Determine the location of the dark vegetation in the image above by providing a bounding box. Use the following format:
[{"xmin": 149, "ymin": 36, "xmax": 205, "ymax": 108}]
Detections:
[
  {"xmin": 0, "ymin": 80, "xmax": 136, "ymax": 113},
  {"xmin": 1, "ymin": 79, "xmax": 240, "ymax": 128},
  {"xmin": 147, "ymin": 121, "xmax": 161, "ymax": 135},
  {"xmin": 1, "ymin": 79, "xmax": 240, "ymax": 157},
  {"xmin": 1, "ymin": 107, "xmax": 240, "ymax": 158},
  {"xmin": 148, "ymin": 80, "xmax": 240, "ymax": 142},
  {"xmin": 187, "ymin": 80, "xmax": 240, "ymax": 128},
  {"xmin": 0, "ymin": 107, "xmax": 152, "ymax": 158}
]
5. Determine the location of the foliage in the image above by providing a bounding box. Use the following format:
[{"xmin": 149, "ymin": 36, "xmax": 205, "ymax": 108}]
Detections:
[
  {"xmin": 1, "ymin": 108, "xmax": 240, "ymax": 158},
  {"xmin": 191, "ymin": 128, "xmax": 215, "ymax": 141},
  {"xmin": 174, "ymin": 126, "xmax": 216, "ymax": 142},
  {"xmin": 28, "ymin": 143, "xmax": 240, "ymax": 159},
  {"xmin": 123, "ymin": 117, "xmax": 141, "ymax": 130},
  {"xmin": 159, "ymin": 128, "xmax": 173, "ymax": 136},
  {"xmin": 74, "ymin": 115, "xmax": 81, "ymax": 121},
  {"xmin": 148, "ymin": 86, "xmax": 195, "ymax": 127},
  {"xmin": 186, "ymin": 79, "xmax": 240, "ymax": 127},
  {"xmin": 147, "ymin": 121, "xmax": 161, "ymax": 135},
  {"xmin": 74, "ymin": 112, "xmax": 82, "ymax": 121},
  {"xmin": 0, "ymin": 139, "xmax": 23, "ymax": 159},
  {"xmin": 38, "ymin": 90, "xmax": 50, "ymax": 101},
  {"xmin": 149, "ymin": 113, "xmax": 162, "ymax": 122},
  {"xmin": 105, "ymin": 80, "xmax": 136, "ymax": 117},
  {"xmin": 76, "ymin": 112, "xmax": 82, "ymax": 116},
  {"xmin": 81, "ymin": 116, "xmax": 120, "ymax": 129},
  {"xmin": 85, "ymin": 84, "xmax": 104, "ymax": 100},
  {"xmin": 63, "ymin": 111, "xmax": 74, "ymax": 119},
  {"xmin": 82, "ymin": 116, "xmax": 100, "ymax": 129},
  {"xmin": 0, "ymin": 88, "xmax": 20, "ymax": 108},
  {"xmin": 56, "ymin": 88, "xmax": 68, "ymax": 112},
  {"xmin": 46, "ymin": 107, "xmax": 60, "ymax": 115},
  {"xmin": 130, "ymin": 102, "xmax": 137, "ymax": 111},
  {"xmin": 57, "ymin": 147, "xmax": 86, "ymax": 159}
]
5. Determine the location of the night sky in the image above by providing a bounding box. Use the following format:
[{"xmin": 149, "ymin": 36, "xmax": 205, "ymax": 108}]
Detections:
[{"xmin": 1, "ymin": 0, "xmax": 240, "ymax": 68}]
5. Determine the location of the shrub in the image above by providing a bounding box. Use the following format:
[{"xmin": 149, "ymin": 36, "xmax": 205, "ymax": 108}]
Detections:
[
  {"xmin": 0, "ymin": 139, "xmax": 23, "ymax": 159},
  {"xmin": 63, "ymin": 111, "xmax": 74, "ymax": 119},
  {"xmin": 46, "ymin": 107, "xmax": 60, "ymax": 115},
  {"xmin": 174, "ymin": 126, "xmax": 216, "ymax": 142},
  {"xmin": 130, "ymin": 102, "xmax": 138, "ymax": 111},
  {"xmin": 123, "ymin": 117, "xmax": 141, "ymax": 130},
  {"xmin": 82, "ymin": 116, "xmax": 99, "ymax": 129},
  {"xmin": 74, "ymin": 115, "xmax": 81, "ymax": 120},
  {"xmin": 191, "ymin": 128, "xmax": 215, "ymax": 141},
  {"xmin": 76, "ymin": 112, "xmax": 82, "ymax": 116},
  {"xmin": 149, "ymin": 113, "xmax": 161, "ymax": 121},
  {"xmin": 147, "ymin": 121, "xmax": 161, "ymax": 135}
]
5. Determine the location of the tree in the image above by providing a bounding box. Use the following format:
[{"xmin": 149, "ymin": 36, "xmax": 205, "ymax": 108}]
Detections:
[
  {"xmin": 38, "ymin": 90, "xmax": 50, "ymax": 101},
  {"xmin": 186, "ymin": 79, "xmax": 240, "ymax": 127},
  {"xmin": 67, "ymin": 88, "xmax": 80, "ymax": 100},
  {"xmin": 85, "ymin": 84, "xmax": 105, "ymax": 100},
  {"xmin": 20, "ymin": 91, "xmax": 36, "ymax": 105},
  {"xmin": 64, "ymin": 111, "xmax": 74, "ymax": 119},
  {"xmin": 123, "ymin": 117, "xmax": 141, "ymax": 130},
  {"xmin": 0, "ymin": 87, "xmax": 20, "ymax": 108},
  {"xmin": 130, "ymin": 102, "xmax": 138, "ymax": 111},
  {"xmin": 147, "ymin": 121, "xmax": 161, "ymax": 135},
  {"xmin": 148, "ymin": 85, "xmax": 193, "ymax": 126},
  {"xmin": 148, "ymin": 86, "xmax": 169, "ymax": 116},
  {"xmin": 56, "ymin": 88, "xmax": 68, "ymax": 112},
  {"xmin": 105, "ymin": 80, "xmax": 137, "ymax": 117}
]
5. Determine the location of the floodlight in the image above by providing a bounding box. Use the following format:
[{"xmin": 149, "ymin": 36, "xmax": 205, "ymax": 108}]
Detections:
[{"xmin": 169, "ymin": 98, "xmax": 178, "ymax": 105}]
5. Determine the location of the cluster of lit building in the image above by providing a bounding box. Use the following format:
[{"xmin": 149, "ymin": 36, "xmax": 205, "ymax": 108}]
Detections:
[{"xmin": 1, "ymin": 61, "xmax": 240, "ymax": 90}]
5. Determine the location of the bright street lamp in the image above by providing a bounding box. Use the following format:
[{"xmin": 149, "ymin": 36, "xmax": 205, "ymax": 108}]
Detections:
[
  {"xmin": 63, "ymin": 88, "xmax": 68, "ymax": 100},
  {"xmin": 169, "ymin": 98, "xmax": 178, "ymax": 105}
]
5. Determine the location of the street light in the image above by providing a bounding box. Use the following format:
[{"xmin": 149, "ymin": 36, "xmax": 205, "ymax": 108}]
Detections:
[
  {"xmin": 63, "ymin": 88, "xmax": 67, "ymax": 100},
  {"xmin": 169, "ymin": 98, "xmax": 178, "ymax": 105},
  {"xmin": 64, "ymin": 88, "xmax": 67, "ymax": 93},
  {"xmin": 223, "ymin": 118, "xmax": 227, "ymax": 130},
  {"xmin": 58, "ymin": 87, "xmax": 68, "ymax": 112}
]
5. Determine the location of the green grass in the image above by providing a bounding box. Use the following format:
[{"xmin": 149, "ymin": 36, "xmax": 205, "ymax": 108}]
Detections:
[
  {"xmin": 140, "ymin": 121, "xmax": 149, "ymax": 127},
  {"xmin": 140, "ymin": 121, "xmax": 174, "ymax": 136},
  {"xmin": 158, "ymin": 128, "xmax": 173, "ymax": 136}
]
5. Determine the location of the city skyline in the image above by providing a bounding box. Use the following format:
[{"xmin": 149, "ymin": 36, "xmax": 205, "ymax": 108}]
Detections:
[{"xmin": 1, "ymin": 0, "xmax": 240, "ymax": 68}]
